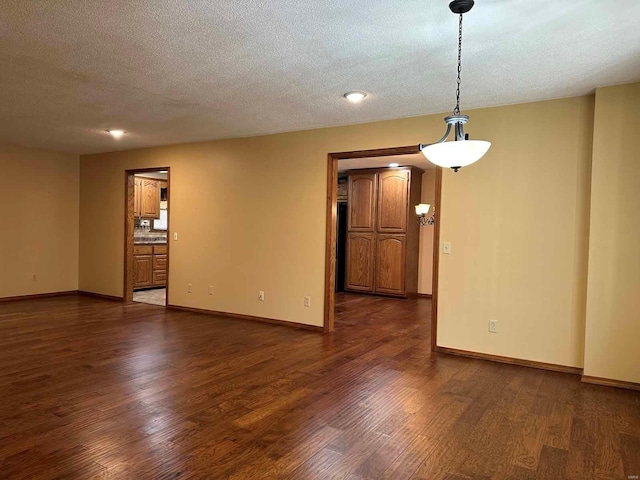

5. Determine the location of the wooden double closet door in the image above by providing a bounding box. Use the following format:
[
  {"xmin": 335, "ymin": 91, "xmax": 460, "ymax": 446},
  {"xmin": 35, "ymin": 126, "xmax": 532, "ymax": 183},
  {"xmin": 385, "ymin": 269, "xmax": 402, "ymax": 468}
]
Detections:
[{"xmin": 345, "ymin": 167, "xmax": 422, "ymax": 298}]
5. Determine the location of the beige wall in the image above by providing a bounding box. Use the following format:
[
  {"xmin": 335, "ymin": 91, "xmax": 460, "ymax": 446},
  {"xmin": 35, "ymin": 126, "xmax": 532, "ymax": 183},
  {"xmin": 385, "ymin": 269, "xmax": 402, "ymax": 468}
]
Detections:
[
  {"xmin": 0, "ymin": 143, "xmax": 79, "ymax": 298},
  {"xmin": 583, "ymin": 83, "xmax": 640, "ymax": 383},
  {"xmin": 437, "ymin": 96, "xmax": 595, "ymax": 368},
  {"xmin": 418, "ymin": 169, "xmax": 436, "ymax": 295},
  {"xmin": 80, "ymin": 96, "xmax": 595, "ymax": 363},
  {"xmin": 79, "ymin": 118, "xmax": 442, "ymax": 326}
]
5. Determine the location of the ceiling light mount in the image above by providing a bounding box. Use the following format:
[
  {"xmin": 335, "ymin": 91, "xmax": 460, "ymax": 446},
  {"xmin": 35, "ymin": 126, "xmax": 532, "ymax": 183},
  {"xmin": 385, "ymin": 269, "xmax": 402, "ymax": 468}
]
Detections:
[
  {"xmin": 107, "ymin": 129, "xmax": 125, "ymax": 138},
  {"xmin": 344, "ymin": 91, "xmax": 367, "ymax": 103},
  {"xmin": 449, "ymin": 0, "xmax": 474, "ymax": 15},
  {"xmin": 444, "ymin": 114, "xmax": 468, "ymax": 125},
  {"xmin": 419, "ymin": 0, "xmax": 490, "ymax": 172}
]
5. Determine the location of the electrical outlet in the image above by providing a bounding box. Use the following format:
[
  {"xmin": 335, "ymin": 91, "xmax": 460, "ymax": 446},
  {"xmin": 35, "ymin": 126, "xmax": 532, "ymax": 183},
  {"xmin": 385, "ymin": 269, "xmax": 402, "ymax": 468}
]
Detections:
[
  {"xmin": 304, "ymin": 296, "xmax": 311, "ymax": 307},
  {"xmin": 258, "ymin": 291, "xmax": 265, "ymax": 301},
  {"xmin": 489, "ymin": 319, "xmax": 498, "ymax": 333},
  {"xmin": 208, "ymin": 285, "xmax": 214, "ymax": 295},
  {"xmin": 187, "ymin": 283, "xmax": 192, "ymax": 293}
]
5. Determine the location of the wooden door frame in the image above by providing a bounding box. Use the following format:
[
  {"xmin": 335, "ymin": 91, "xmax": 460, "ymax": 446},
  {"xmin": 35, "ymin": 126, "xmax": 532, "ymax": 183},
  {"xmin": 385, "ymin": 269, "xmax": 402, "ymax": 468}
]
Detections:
[
  {"xmin": 324, "ymin": 146, "xmax": 442, "ymax": 347},
  {"xmin": 124, "ymin": 167, "xmax": 171, "ymax": 305}
]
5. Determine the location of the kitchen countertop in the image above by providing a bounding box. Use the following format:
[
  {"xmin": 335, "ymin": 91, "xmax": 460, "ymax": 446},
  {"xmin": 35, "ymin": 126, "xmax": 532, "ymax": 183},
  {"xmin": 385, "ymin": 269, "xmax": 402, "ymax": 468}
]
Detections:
[{"xmin": 134, "ymin": 239, "xmax": 167, "ymax": 245}]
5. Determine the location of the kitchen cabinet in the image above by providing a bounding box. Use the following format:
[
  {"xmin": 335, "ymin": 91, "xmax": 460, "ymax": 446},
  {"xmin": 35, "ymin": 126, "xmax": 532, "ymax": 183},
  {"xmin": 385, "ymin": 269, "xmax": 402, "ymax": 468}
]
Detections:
[
  {"xmin": 140, "ymin": 178, "xmax": 160, "ymax": 219},
  {"xmin": 133, "ymin": 177, "xmax": 161, "ymax": 219},
  {"xmin": 375, "ymin": 234, "xmax": 406, "ymax": 295},
  {"xmin": 377, "ymin": 169, "xmax": 409, "ymax": 233},
  {"xmin": 133, "ymin": 244, "xmax": 167, "ymax": 290},
  {"xmin": 133, "ymin": 253, "xmax": 153, "ymax": 289},
  {"xmin": 345, "ymin": 232, "xmax": 375, "ymax": 292},
  {"xmin": 345, "ymin": 166, "xmax": 422, "ymax": 298},
  {"xmin": 134, "ymin": 177, "xmax": 142, "ymax": 218},
  {"xmin": 152, "ymin": 270, "xmax": 167, "ymax": 287},
  {"xmin": 347, "ymin": 173, "xmax": 376, "ymax": 232}
]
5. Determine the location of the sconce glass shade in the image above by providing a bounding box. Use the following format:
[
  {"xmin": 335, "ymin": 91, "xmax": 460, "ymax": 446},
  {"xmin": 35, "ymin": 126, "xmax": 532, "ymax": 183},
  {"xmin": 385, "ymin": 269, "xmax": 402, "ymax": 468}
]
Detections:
[
  {"xmin": 415, "ymin": 204, "xmax": 431, "ymax": 216},
  {"xmin": 421, "ymin": 140, "xmax": 491, "ymax": 169}
]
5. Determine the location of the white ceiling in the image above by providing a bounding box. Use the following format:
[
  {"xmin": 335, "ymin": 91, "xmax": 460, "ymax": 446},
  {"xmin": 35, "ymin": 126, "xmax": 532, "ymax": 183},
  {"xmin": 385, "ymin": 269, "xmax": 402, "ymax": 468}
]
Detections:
[
  {"xmin": 1, "ymin": 1, "xmax": 639, "ymax": 154},
  {"xmin": 338, "ymin": 153, "xmax": 433, "ymax": 172}
]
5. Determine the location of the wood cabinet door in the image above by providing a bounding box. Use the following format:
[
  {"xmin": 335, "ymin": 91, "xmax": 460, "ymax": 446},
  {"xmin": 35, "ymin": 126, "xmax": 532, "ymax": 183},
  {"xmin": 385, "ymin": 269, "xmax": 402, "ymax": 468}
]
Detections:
[
  {"xmin": 375, "ymin": 234, "xmax": 406, "ymax": 295},
  {"xmin": 152, "ymin": 270, "xmax": 167, "ymax": 287},
  {"xmin": 348, "ymin": 173, "xmax": 376, "ymax": 232},
  {"xmin": 141, "ymin": 179, "xmax": 160, "ymax": 219},
  {"xmin": 345, "ymin": 232, "xmax": 374, "ymax": 292},
  {"xmin": 134, "ymin": 255, "xmax": 153, "ymax": 288},
  {"xmin": 153, "ymin": 254, "xmax": 167, "ymax": 271},
  {"xmin": 134, "ymin": 177, "xmax": 142, "ymax": 218},
  {"xmin": 377, "ymin": 170, "xmax": 409, "ymax": 233}
]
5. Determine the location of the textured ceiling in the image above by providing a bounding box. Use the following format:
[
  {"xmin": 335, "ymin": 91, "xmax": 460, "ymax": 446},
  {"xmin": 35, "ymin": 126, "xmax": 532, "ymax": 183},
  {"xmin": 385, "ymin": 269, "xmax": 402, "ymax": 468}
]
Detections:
[
  {"xmin": 1, "ymin": 1, "xmax": 639, "ymax": 154},
  {"xmin": 338, "ymin": 153, "xmax": 433, "ymax": 172}
]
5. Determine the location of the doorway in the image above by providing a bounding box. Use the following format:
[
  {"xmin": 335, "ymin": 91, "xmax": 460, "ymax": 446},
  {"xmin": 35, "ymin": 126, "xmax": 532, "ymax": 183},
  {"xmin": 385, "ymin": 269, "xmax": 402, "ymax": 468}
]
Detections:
[
  {"xmin": 124, "ymin": 168, "xmax": 171, "ymax": 306},
  {"xmin": 324, "ymin": 146, "xmax": 442, "ymax": 347}
]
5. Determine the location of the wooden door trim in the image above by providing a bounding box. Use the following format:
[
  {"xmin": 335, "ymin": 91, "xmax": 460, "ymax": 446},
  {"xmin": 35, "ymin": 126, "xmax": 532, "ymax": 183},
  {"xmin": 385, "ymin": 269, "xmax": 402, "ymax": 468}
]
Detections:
[
  {"xmin": 431, "ymin": 167, "xmax": 443, "ymax": 350},
  {"xmin": 324, "ymin": 145, "xmax": 439, "ymax": 335},
  {"xmin": 124, "ymin": 167, "xmax": 171, "ymax": 306}
]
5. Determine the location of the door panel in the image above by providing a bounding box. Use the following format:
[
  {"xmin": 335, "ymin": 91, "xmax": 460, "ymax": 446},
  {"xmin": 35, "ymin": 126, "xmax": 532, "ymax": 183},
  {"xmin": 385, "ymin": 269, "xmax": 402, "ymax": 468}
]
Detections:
[
  {"xmin": 153, "ymin": 254, "xmax": 167, "ymax": 270},
  {"xmin": 134, "ymin": 255, "xmax": 153, "ymax": 289},
  {"xmin": 141, "ymin": 179, "xmax": 160, "ymax": 219},
  {"xmin": 345, "ymin": 232, "xmax": 374, "ymax": 292},
  {"xmin": 348, "ymin": 174, "xmax": 376, "ymax": 232},
  {"xmin": 152, "ymin": 270, "xmax": 167, "ymax": 287},
  {"xmin": 377, "ymin": 170, "xmax": 409, "ymax": 233},
  {"xmin": 375, "ymin": 234, "xmax": 406, "ymax": 295}
]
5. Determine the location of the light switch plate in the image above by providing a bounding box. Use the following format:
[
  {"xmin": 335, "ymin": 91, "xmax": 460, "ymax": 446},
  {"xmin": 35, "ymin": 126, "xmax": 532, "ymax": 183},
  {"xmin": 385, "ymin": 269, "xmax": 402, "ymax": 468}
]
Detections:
[
  {"xmin": 443, "ymin": 242, "xmax": 451, "ymax": 254},
  {"xmin": 173, "ymin": 232, "xmax": 178, "ymax": 241}
]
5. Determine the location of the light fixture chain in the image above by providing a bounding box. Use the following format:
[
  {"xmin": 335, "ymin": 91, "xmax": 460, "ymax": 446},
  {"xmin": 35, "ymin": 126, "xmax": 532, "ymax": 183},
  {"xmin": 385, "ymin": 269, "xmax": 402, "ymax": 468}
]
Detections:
[{"xmin": 454, "ymin": 13, "xmax": 463, "ymax": 115}]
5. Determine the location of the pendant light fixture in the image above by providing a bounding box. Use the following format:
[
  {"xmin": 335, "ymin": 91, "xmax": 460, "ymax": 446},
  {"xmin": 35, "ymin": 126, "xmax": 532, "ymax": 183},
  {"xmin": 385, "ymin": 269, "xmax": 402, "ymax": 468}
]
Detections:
[{"xmin": 419, "ymin": 0, "xmax": 490, "ymax": 172}]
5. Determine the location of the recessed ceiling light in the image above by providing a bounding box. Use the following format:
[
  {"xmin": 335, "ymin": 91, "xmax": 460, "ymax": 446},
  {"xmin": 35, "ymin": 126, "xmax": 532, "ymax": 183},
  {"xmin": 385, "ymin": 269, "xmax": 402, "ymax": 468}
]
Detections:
[
  {"xmin": 107, "ymin": 129, "xmax": 125, "ymax": 138},
  {"xmin": 389, "ymin": 163, "xmax": 399, "ymax": 168},
  {"xmin": 343, "ymin": 91, "xmax": 367, "ymax": 103}
]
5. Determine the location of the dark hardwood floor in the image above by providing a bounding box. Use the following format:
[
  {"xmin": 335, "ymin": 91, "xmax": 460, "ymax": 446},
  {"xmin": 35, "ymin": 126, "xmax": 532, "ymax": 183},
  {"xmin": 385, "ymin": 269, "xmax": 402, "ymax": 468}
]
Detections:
[{"xmin": 0, "ymin": 293, "xmax": 638, "ymax": 479}]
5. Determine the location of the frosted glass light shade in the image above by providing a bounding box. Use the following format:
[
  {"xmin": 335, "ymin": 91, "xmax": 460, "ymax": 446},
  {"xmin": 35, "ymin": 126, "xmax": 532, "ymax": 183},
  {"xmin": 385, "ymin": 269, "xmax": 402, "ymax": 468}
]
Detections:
[
  {"xmin": 421, "ymin": 140, "xmax": 491, "ymax": 169},
  {"xmin": 415, "ymin": 203, "xmax": 431, "ymax": 216}
]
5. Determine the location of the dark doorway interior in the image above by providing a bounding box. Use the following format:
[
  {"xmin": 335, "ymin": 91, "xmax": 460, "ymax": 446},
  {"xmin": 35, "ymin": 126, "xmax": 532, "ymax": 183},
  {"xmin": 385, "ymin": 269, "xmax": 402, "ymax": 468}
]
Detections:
[{"xmin": 335, "ymin": 202, "xmax": 348, "ymax": 292}]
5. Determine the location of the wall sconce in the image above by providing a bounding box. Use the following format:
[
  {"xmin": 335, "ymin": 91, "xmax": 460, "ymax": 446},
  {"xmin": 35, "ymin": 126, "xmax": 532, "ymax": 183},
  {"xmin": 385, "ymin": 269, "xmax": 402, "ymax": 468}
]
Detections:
[{"xmin": 415, "ymin": 203, "xmax": 436, "ymax": 226}]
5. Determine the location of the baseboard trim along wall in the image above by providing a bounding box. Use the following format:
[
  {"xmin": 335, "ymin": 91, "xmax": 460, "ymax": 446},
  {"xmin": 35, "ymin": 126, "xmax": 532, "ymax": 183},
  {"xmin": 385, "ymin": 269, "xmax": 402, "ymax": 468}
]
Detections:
[
  {"xmin": 167, "ymin": 304, "xmax": 324, "ymax": 332},
  {"xmin": 417, "ymin": 293, "xmax": 433, "ymax": 298},
  {"xmin": 581, "ymin": 375, "xmax": 640, "ymax": 392},
  {"xmin": 0, "ymin": 290, "xmax": 79, "ymax": 302},
  {"xmin": 434, "ymin": 346, "xmax": 584, "ymax": 375},
  {"xmin": 77, "ymin": 291, "xmax": 124, "ymax": 301}
]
